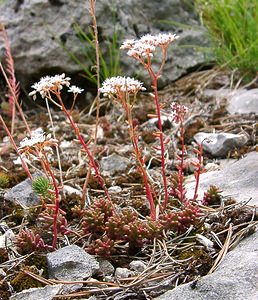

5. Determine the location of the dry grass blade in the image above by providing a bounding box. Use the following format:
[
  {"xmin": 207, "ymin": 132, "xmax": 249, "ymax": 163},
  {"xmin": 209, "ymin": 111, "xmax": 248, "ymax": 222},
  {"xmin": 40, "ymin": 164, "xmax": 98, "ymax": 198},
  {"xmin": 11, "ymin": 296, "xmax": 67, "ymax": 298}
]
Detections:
[
  {"xmin": 229, "ymin": 220, "xmax": 258, "ymax": 250},
  {"xmin": 53, "ymin": 287, "xmax": 123, "ymax": 299},
  {"xmin": 208, "ymin": 223, "xmax": 233, "ymax": 274},
  {"xmin": 24, "ymin": 270, "xmax": 121, "ymax": 299},
  {"xmin": 50, "ymin": 279, "xmax": 119, "ymax": 287},
  {"xmin": 23, "ymin": 270, "xmax": 53, "ymax": 285},
  {"xmin": 82, "ymin": 0, "xmax": 101, "ymax": 206},
  {"xmin": 0, "ymin": 252, "xmax": 33, "ymax": 270}
]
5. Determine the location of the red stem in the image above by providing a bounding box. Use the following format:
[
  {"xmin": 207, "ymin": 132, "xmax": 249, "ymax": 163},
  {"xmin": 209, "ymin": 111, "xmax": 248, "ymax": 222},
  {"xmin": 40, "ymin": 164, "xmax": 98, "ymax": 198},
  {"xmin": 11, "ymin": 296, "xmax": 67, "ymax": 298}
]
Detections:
[
  {"xmin": 123, "ymin": 97, "xmax": 156, "ymax": 220},
  {"xmin": 55, "ymin": 94, "xmax": 112, "ymax": 205},
  {"xmin": 41, "ymin": 154, "xmax": 60, "ymax": 249},
  {"xmin": 148, "ymin": 71, "xmax": 169, "ymax": 210},
  {"xmin": 0, "ymin": 115, "xmax": 32, "ymax": 180},
  {"xmin": 193, "ymin": 144, "xmax": 203, "ymax": 201},
  {"xmin": 131, "ymin": 131, "xmax": 156, "ymax": 220},
  {"xmin": 0, "ymin": 63, "xmax": 31, "ymax": 136},
  {"xmin": 178, "ymin": 121, "xmax": 185, "ymax": 204},
  {"xmin": 81, "ymin": 0, "xmax": 101, "ymax": 207},
  {"xmin": 0, "ymin": 27, "xmax": 18, "ymax": 134}
]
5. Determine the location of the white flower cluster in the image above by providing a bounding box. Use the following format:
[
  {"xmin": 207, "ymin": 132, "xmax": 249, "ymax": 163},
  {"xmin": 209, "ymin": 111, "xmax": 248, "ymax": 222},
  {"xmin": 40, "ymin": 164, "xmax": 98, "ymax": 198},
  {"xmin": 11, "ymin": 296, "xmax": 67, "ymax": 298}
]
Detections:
[
  {"xmin": 68, "ymin": 85, "xmax": 84, "ymax": 94},
  {"xmin": 140, "ymin": 33, "xmax": 178, "ymax": 46},
  {"xmin": 99, "ymin": 76, "xmax": 146, "ymax": 97},
  {"xmin": 19, "ymin": 128, "xmax": 46, "ymax": 148},
  {"xmin": 29, "ymin": 73, "xmax": 71, "ymax": 100},
  {"xmin": 121, "ymin": 33, "xmax": 178, "ymax": 58}
]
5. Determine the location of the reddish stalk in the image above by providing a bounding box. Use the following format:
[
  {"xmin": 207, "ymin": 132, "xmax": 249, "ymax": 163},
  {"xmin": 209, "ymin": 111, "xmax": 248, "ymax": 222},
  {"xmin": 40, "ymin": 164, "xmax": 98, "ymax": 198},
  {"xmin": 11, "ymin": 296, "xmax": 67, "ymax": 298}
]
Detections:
[
  {"xmin": 0, "ymin": 25, "xmax": 19, "ymax": 134},
  {"xmin": 41, "ymin": 153, "xmax": 60, "ymax": 249},
  {"xmin": 132, "ymin": 137, "xmax": 156, "ymax": 220},
  {"xmin": 0, "ymin": 115, "xmax": 32, "ymax": 180},
  {"xmin": 54, "ymin": 93, "xmax": 112, "ymax": 205},
  {"xmin": 120, "ymin": 33, "xmax": 178, "ymax": 211},
  {"xmin": 82, "ymin": 0, "xmax": 101, "ymax": 207},
  {"xmin": 16, "ymin": 137, "xmax": 62, "ymax": 249},
  {"xmin": 149, "ymin": 73, "xmax": 169, "ymax": 210},
  {"xmin": 178, "ymin": 121, "xmax": 186, "ymax": 204},
  {"xmin": 107, "ymin": 85, "xmax": 157, "ymax": 220},
  {"xmin": 133, "ymin": 47, "xmax": 170, "ymax": 211},
  {"xmin": 170, "ymin": 101, "xmax": 189, "ymax": 206},
  {"xmin": 192, "ymin": 144, "xmax": 203, "ymax": 201},
  {"xmin": 0, "ymin": 63, "xmax": 31, "ymax": 136},
  {"xmin": 125, "ymin": 99, "xmax": 156, "ymax": 220}
]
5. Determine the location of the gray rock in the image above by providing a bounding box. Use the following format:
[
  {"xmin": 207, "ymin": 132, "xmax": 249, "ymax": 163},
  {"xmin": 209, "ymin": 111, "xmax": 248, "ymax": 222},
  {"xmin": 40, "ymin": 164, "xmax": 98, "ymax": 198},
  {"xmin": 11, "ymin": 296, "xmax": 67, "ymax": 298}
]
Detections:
[
  {"xmin": 10, "ymin": 284, "xmax": 63, "ymax": 300},
  {"xmin": 108, "ymin": 185, "xmax": 122, "ymax": 194},
  {"xmin": 47, "ymin": 245, "xmax": 99, "ymax": 281},
  {"xmin": 154, "ymin": 230, "xmax": 258, "ymax": 300},
  {"xmin": 202, "ymin": 88, "xmax": 258, "ymax": 116},
  {"xmin": 4, "ymin": 172, "xmax": 42, "ymax": 208},
  {"xmin": 186, "ymin": 151, "xmax": 258, "ymax": 206},
  {"xmin": 227, "ymin": 88, "xmax": 258, "ymax": 115},
  {"xmin": 162, "ymin": 29, "xmax": 210, "ymax": 86},
  {"xmin": 63, "ymin": 185, "xmax": 82, "ymax": 197},
  {"xmin": 98, "ymin": 259, "xmax": 115, "ymax": 276},
  {"xmin": 115, "ymin": 267, "xmax": 134, "ymax": 279},
  {"xmin": 194, "ymin": 132, "xmax": 248, "ymax": 157},
  {"xmin": 0, "ymin": 0, "xmax": 210, "ymax": 90},
  {"xmin": 101, "ymin": 153, "xmax": 131, "ymax": 176},
  {"xmin": 0, "ymin": 0, "xmax": 87, "ymax": 82},
  {"xmin": 202, "ymin": 88, "xmax": 236, "ymax": 100},
  {"xmin": 129, "ymin": 260, "xmax": 146, "ymax": 273}
]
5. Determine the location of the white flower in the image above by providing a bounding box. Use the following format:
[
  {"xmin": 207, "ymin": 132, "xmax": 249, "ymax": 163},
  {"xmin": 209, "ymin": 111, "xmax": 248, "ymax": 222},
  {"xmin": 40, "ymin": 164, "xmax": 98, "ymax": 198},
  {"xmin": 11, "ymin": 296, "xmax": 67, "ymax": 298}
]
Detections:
[
  {"xmin": 128, "ymin": 41, "xmax": 156, "ymax": 57},
  {"xmin": 121, "ymin": 39, "xmax": 156, "ymax": 58},
  {"xmin": 29, "ymin": 73, "xmax": 71, "ymax": 100},
  {"xmin": 120, "ymin": 39, "xmax": 136, "ymax": 49},
  {"xmin": 140, "ymin": 34, "xmax": 159, "ymax": 46},
  {"xmin": 99, "ymin": 76, "xmax": 146, "ymax": 97},
  {"xmin": 68, "ymin": 85, "xmax": 84, "ymax": 94},
  {"xmin": 121, "ymin": 33, "xmax": 178, "ymax": 58},
  {"xmin": 19, "ymin": 128, "xmax": 46, "ymax": 148},
  {"xmin": 155, "ymin": 33, "xmax": 178, "ymax": 45}
]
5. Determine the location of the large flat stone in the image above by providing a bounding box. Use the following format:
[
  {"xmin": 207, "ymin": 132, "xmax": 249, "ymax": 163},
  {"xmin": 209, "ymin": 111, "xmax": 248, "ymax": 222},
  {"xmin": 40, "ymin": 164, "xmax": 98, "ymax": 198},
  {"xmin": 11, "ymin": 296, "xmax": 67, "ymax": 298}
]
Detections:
[
  {"xmin": 227, "ymin": 89, "xmax": 258, "ymax": 115},
  {"xmin": 194, "ymin": 132, "xmax": 248, "ymax": 157},
  {"xmin": 186, "ymin": 151, "xmax": 258, "ymax": 205},
  {"xmin": 0, "ymin": 0, "xmax": 210, "ymax": 89},
  {"xmin": 47, "ymin": 245, "xmax": 99, "ymax": 281},
  {"xmin": 10, "ymin": 285, "xmax": 63, "ymax": 300},
  {"xmin": 155, "ymin": 229, "xmax": 258, "ymax": 300},
  {"xmin": 4, "ymin": 172, "xmax": 42, "ymax": 208}
]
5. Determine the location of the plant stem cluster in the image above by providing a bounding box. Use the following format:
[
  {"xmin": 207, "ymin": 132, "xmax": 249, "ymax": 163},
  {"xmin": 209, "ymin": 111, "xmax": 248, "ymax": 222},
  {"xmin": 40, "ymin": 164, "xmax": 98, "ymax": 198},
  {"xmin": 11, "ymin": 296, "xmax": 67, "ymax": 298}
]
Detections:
[{"xmin": 1, "ymin": 32, "xmax": 204, "ymax": 255}]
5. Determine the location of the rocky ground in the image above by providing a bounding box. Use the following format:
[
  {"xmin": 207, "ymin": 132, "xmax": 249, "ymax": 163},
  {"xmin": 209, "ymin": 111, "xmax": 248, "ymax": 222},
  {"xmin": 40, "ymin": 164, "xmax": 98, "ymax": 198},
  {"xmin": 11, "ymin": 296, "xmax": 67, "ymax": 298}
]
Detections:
[{"xmin": 0, "ymin": 68, "xmax": 258, "ymax": 299}]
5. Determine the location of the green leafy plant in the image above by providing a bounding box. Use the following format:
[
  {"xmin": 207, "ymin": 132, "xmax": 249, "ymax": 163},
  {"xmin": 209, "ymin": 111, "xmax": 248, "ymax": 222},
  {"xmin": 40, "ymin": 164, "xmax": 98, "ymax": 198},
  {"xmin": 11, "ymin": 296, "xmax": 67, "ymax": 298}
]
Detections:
[
  {"xmin": 196, "ymin": 0, "xmax": 258, "ymax": 78},
  {"xmin": 32, "ymin": 176, "xmax": 52, "ymax": 198}
]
